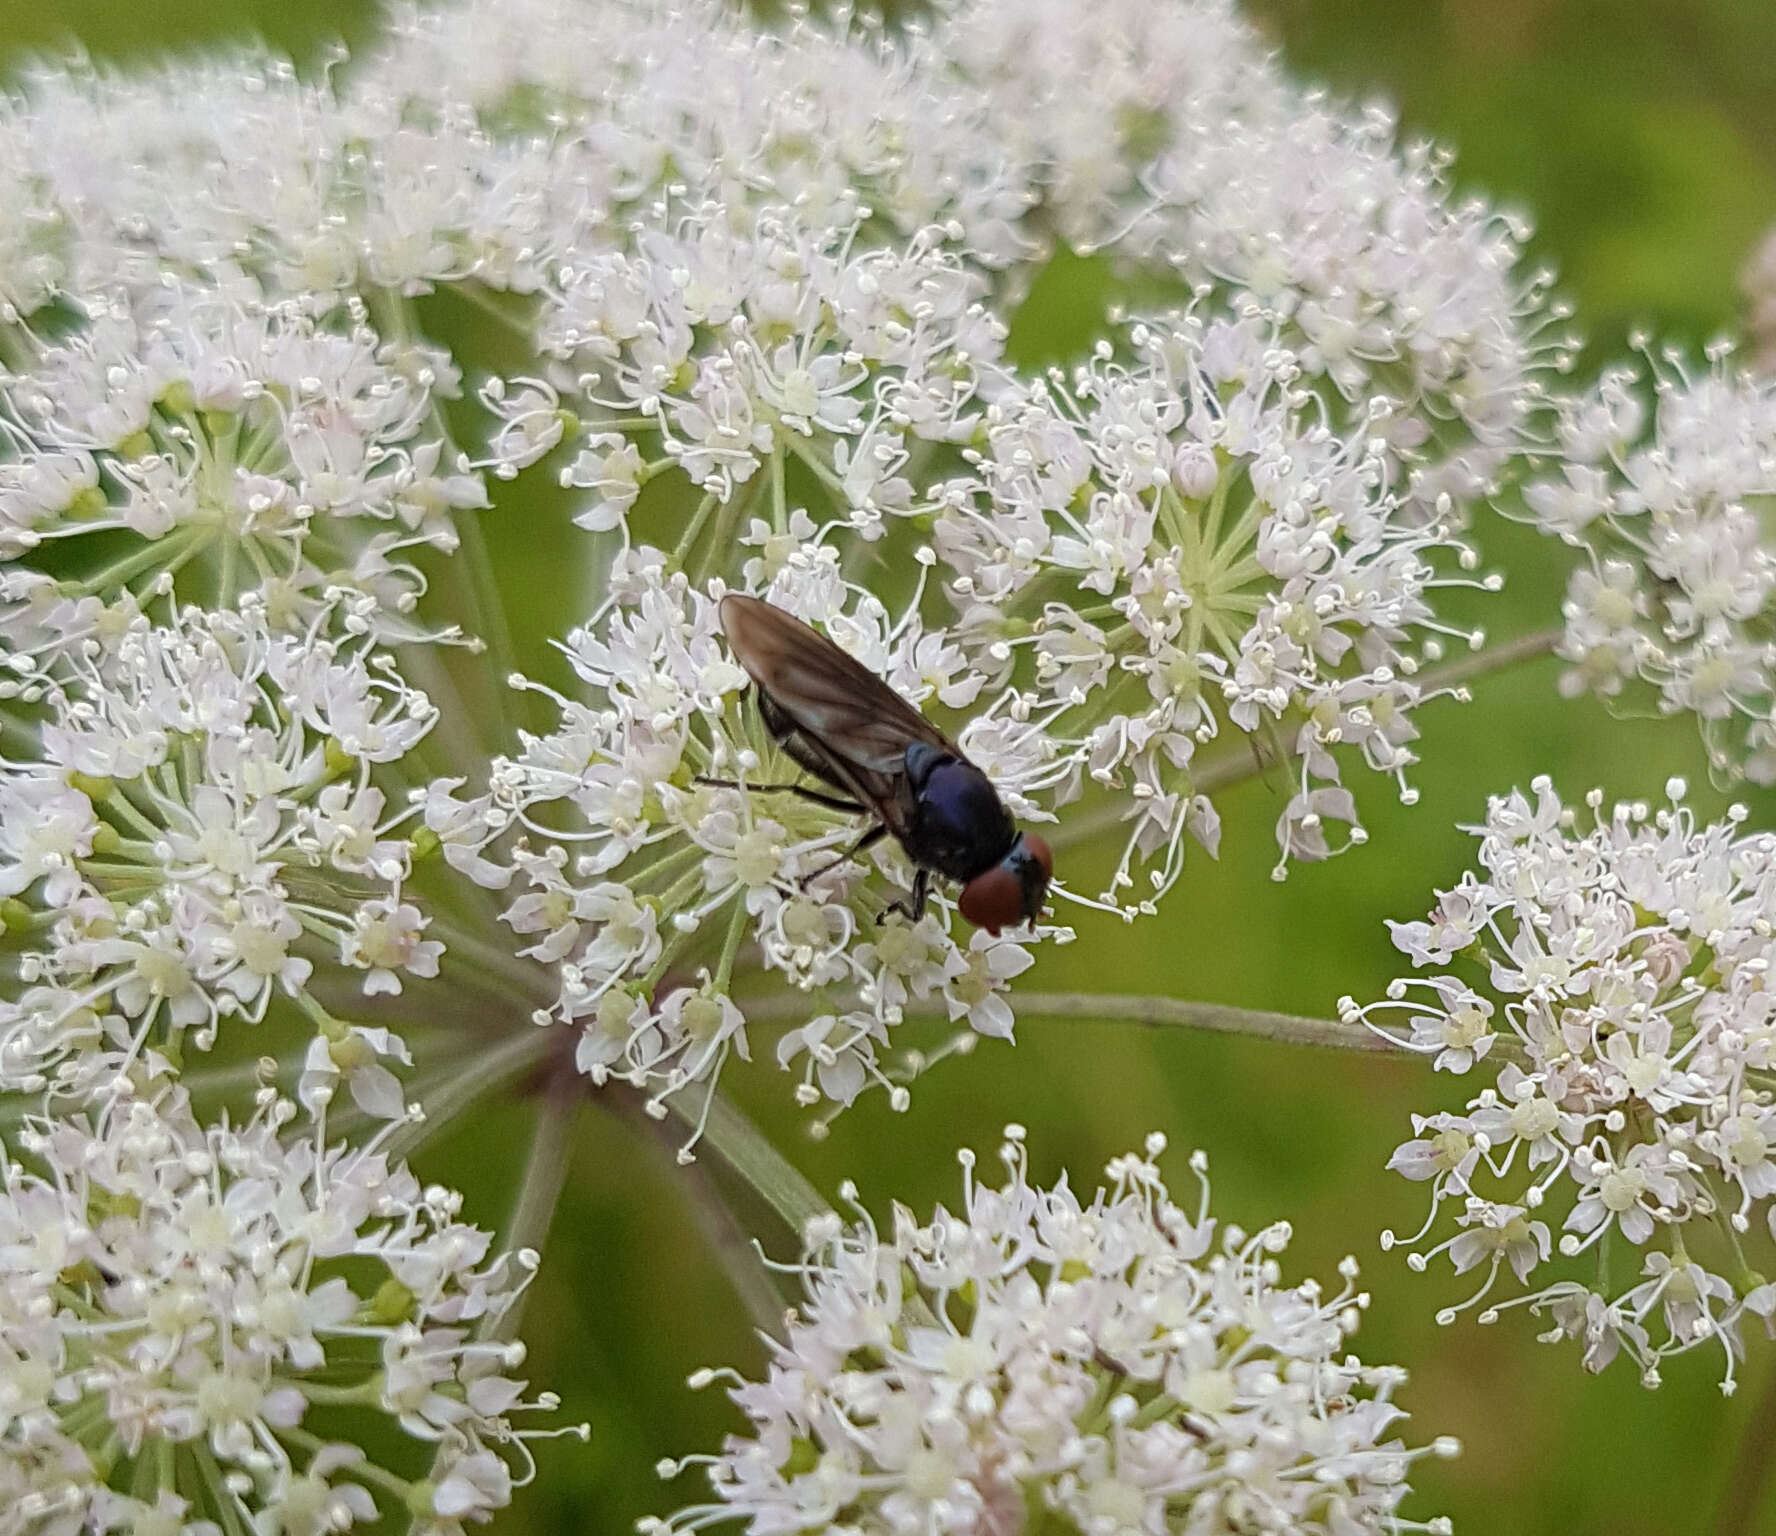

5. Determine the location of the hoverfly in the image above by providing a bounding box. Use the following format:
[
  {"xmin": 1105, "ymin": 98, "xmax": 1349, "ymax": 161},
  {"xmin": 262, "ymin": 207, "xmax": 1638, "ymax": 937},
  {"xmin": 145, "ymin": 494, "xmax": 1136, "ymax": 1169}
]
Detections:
[{"xmin": 716, "ymin": 593, "xmax": 1052, "ymax": 934}]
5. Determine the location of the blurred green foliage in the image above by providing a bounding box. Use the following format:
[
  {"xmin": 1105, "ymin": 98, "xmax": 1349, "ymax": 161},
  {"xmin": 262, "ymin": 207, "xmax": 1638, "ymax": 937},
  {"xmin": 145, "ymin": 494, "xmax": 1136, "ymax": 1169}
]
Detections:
[{"xmin": 4, "ymin": 1, "xmax": 1776, "ymax": 1532}]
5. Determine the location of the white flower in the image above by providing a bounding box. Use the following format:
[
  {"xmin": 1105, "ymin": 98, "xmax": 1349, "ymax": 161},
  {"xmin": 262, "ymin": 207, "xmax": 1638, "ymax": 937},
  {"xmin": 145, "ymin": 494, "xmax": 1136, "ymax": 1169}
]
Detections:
[
  {"xmin": 1527, "ymin": 350, "xmax": 1776, "ymax": 781},
  {"xmin": 0, "ymin": 290, "xmax": 477, "ymax": 639},
  {"xmin": 456, "ymin": 569, "xmax": 1073, "ymax": 1120},
  {"xmin": 0, "ymin": 604, "xmax": 437, "ymax": 1097},
  {"xmin": 341, "ymin": 898, "xmax": 444, "ymax": 996},
  {"xmin": 1346, "ymin": 777, "xmax": 1776, "ymax": 1389},
  {"xmin": 930, "ymin": 313, "xmax": 1498, "ymax": 898},
  {"xmin": 1136, "ymin": 98, "xmax": 1547, "ymax": 514},
  {"xmin": 0, "ymin": 1081, "xmax": 566, "ymax": 1534},
  {"xmin": 650, "ymin": 1131, "xmax": 1456, "ymax": 1536}
]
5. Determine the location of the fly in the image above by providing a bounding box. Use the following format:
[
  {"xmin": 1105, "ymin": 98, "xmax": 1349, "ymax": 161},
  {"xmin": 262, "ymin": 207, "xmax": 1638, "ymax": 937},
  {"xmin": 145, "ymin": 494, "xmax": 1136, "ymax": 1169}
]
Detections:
[{"xmin": 713, "ymin": 592, "xmax": 1053, "ymax": 934}]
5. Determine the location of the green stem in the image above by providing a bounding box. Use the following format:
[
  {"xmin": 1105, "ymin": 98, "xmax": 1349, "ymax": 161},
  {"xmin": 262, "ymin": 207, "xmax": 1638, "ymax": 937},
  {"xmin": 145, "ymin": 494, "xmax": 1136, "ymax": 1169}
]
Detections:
[
  {"xmin": 692, "ymin": 476, "xmax": 763, "ymax": 588},
  {"xmin": 612, "ymin": 1091, "xmax": 787, "ymax": 1340},
  {"xmin": 936, "ymin": 991, "xmax": 1393, "ymax": 1052},
  {"xmin": 987, "ymin": 991, "xmax": 1404, "ymax": 1051},
  {"xmin": 679, "ymin": 1091, "xmax": 832, "ymax": 1235},
  {"xmin": 780, "ymin": 431, "xmax": 848, "ymax": 499},
  {"xmin": 194, "ymin": 1441, "xmax": 253, "ymax": 1536},
  {"xmin": 396, "ymin": 640, "xmax": 509, "ymax": 786},
  {"xmin": 384, "ymin": 1026, "xmax": 556, "ymax": 1160},
  {"xmin": 444, "ymin": 278, "xmax": 539, "ymax": 339},
  {"xmin": 426, "ymin": 916, "xmax": 557, "ymax": 1006},
  {"xmin": 671, "ymin": 490, "xmax": 720, "ymax": 570},
  {"xmin": 489, "ymin": 1084, "xmax": 581, "ymax": 1341},
  {"xmin": 1414, "ymin": 625, "xmax": 1563, "ymax": 694},
  {"xmin": 450, "ymin": 505, "xmax": 518, "ymax": 741},
  {"xmin": 73, "ymin": 529, "xmax": 200, "ymax": 597},
  {"xmin": 770, "ymin": 443, "xmax": 788, "ymax": 536},
  {"xmin": 712, "ymin": 901, "xmax": 749, "ymax": 994},
  {"xmin": 297, "ymin": 1378, "xmax": 383, "ymax": 1406},
  {"xmin": 740, "ymin": 988, "xmax": 1391, "ymax": 1052}
]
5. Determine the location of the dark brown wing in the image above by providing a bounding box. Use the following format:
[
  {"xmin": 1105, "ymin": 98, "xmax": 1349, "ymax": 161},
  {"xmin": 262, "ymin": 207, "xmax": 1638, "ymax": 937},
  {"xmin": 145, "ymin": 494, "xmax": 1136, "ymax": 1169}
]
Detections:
[{"xmin": 720, "ymin": 594, "xmax": 961, "ymax": 820}]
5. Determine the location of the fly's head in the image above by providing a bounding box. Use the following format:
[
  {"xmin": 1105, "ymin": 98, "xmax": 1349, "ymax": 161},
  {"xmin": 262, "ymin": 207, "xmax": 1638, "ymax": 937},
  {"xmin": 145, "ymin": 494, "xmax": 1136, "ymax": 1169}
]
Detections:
[{"xmin": 958, "ymin": 832, "xmax": 1053, "ymax": 935}]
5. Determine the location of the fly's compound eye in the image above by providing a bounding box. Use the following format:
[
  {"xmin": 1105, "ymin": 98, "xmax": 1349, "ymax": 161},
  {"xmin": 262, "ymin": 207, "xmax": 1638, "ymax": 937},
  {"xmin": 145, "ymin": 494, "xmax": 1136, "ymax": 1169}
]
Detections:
[{"xmin": 958, "ymin": 832, "xmax": 1054, "ymax": 934}]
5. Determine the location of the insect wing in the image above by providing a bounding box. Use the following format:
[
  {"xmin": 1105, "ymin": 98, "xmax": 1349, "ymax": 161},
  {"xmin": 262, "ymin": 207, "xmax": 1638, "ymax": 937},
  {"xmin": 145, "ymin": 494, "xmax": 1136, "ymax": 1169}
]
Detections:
[{"xmin": 720, "ymin": 593, "xmax": 957, "ymax": 766}]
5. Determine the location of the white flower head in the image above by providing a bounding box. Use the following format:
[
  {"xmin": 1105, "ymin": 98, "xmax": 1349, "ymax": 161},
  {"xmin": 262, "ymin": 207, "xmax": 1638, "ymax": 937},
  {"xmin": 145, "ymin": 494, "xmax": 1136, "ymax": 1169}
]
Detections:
[
  {"xmin": 452, "ymin": 568, "xmax": 1069, "ymax": 1125},
  {"xmin": 0, "ymin": 604, "xmax": 437, "ymax": 1100},
  {"xmin": 1527, "ymin": 348, "xmax": 1776, "ymax": 783},
  {"xmin": 0, "ymin": 1081, "xmax": 573, "ymax": 1534},
  {"xmin": 930, "ymin": 314, "xmax": 1498, "ymax": 898},
  {"xmin": 1348, "ymin": 777, "xmax": 1776, "ymax": 1390},
  {"xmin": 650, "ymin": 1130, "xmax": 1456, "ymax": 1536}
]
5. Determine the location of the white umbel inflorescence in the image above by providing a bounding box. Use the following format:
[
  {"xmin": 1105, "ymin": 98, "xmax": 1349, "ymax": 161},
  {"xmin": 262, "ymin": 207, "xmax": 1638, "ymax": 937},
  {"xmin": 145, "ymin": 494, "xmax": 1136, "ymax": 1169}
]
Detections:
[
  {"xmin": 650, "ymin": 1130, "xmax": 1456, "ymax": 1536},
  {"xmin": 0, "ymin": 1077, "xmax": 576, "ymax": 1536},
  {"xmin": 1526, "ymin": 347, "xmax": 1776, "ymax": 783},
  {"xmin": 1343, "ymin": 777, "xmax": 1776, "ymax": 1389}
]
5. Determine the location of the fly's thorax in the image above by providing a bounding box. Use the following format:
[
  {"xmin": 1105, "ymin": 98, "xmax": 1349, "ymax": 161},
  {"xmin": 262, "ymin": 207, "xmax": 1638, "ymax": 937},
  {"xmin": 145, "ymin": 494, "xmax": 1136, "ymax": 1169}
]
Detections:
[{"xmin": 901, "ymin": 742, "xmax": 1018, "ymax": 881}]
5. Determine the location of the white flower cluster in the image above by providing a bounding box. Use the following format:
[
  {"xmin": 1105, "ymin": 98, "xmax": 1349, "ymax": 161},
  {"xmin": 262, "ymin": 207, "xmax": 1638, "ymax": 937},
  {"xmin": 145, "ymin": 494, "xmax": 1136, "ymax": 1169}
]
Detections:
[
  {"xmin": 362, "ymin": 0, "xmax": 1547, "ymax": 506},
  {"xmin": 931, "ymin": 315, "xmax": 1498, "ymax": 891},
  {"xmin": 0, "ymin": 0, "xmax": 1551, "ymax": 1124},
  {"xmin": 0, "ymin": 0, "xmax": 1675, "ymax": 1525},
  {"xmin": 1138, "ymin": 103, "xmax": 1554, "ymax": 515},
  {"xmin": 363, "ymin": 0, "xmax": 1273, "ymax": 270},
  {"xmin": 1526, "ymin": 349, "xmax": 1776, "ymax": 782},
  {"xmin": 0, "ymin": 1077, "xmax": 569, "ymax": 1536},
  {"xmin": 651, "ymin": 1130, "xmax": 1457, "ymax": 1536},
  {"xmin": 0, "ymin": 601, "xmax": 438, "ymax": 1102},
  {"xmin": 1342, "ymin": 779, "xmax": 1776, "ymax": 1389},
  {"xmin": 425, "ymin": 561, "xmax": 1047, "ymax": 1122},
  {"xmin": 520, "ymin": 204, "xmax": 1008, "ymax": 529},
  {"xmin": 0, "ymin": 289, "xmax": 482, "ymax": 625}
]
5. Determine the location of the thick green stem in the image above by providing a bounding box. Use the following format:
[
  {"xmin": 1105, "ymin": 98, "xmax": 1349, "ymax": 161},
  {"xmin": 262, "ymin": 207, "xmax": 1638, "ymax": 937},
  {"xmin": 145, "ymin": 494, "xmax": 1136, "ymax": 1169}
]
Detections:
[
  {"xmin": 733, "ymin": 988, "xmax": 1393, "ymax": 1050},
  {"xmin": 968, "ymin": 991, "xmax": 1395, "ymax": 1051}
]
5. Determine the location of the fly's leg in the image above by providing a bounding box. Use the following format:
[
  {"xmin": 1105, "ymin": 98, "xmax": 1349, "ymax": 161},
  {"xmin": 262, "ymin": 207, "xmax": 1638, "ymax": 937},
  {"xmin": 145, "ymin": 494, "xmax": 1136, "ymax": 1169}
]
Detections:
[
  {"xmin": 801, "ymin": 822, "xmax": 889, "ymax": 892},
  {"xmin": 876, "ymin": 867, "xmax": 930, "ymax": 925},
  {"xmin": 694, "ymin": 776, "xmax": 864, "ymax": 814}
]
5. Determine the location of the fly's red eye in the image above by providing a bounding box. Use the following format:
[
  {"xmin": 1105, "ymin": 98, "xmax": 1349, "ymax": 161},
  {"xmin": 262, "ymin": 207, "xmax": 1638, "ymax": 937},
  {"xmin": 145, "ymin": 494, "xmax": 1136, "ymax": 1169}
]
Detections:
[
  {"xmin": 959, "ymin": 865, "xmax": 1024, "ymax": 934},
  {"xmin": 959, "ymin": 833, "xmax": 1054, "ymax": 933}
]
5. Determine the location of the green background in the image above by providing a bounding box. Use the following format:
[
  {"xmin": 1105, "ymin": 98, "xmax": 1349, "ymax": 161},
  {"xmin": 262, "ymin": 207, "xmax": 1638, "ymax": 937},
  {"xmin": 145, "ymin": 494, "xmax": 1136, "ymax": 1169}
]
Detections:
[{"xmin": 7, "ymin": 1, "xmax": 1776, "ymax": 1532}]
